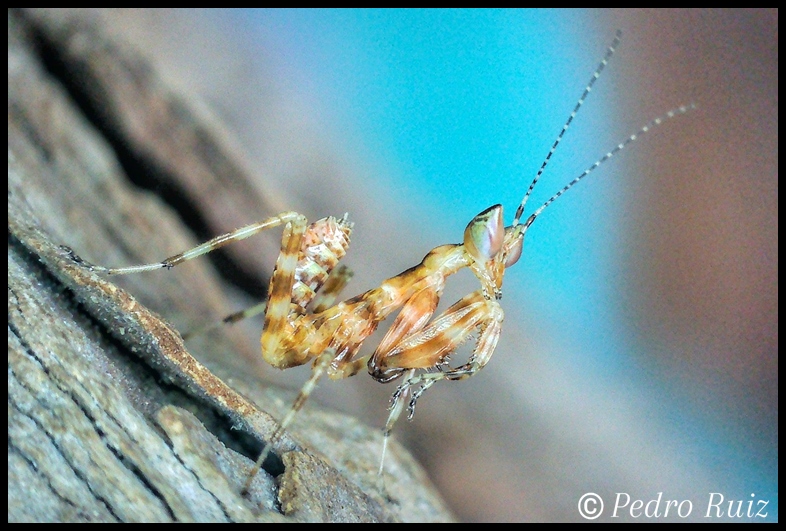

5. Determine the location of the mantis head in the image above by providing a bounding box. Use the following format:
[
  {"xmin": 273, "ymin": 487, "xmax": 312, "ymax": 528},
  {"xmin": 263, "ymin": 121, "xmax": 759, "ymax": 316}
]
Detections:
[{"xmin": 463, "ymin": 204, "xmax": 524, "ymax": 299}]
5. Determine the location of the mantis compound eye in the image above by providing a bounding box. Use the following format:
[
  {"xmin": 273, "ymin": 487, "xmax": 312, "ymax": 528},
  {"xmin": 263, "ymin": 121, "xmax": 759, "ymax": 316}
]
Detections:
[
  {"xmin": 464, "ymin": 204, "xmax": 504, "ymax": 262},
  {"xmin": 504, "ymin": 233, "xmax": 523, "ymax": 267}
]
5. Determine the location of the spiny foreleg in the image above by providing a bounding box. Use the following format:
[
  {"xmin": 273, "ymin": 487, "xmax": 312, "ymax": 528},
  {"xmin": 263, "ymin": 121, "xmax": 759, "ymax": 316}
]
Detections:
[
  {"xmin": 373, "ymin": 290, "xmax": 504, "ymax": 477},
  {"xmin": 371, "ymin": 291, "xmax": 502, "ymax": 379},
  {"xmin": 367, "ymin": 283, "xmax": 444, "ymax": 383},
  {"xmin": 399, "ymin": 302, "xmax": 503, "ymax": 417}
]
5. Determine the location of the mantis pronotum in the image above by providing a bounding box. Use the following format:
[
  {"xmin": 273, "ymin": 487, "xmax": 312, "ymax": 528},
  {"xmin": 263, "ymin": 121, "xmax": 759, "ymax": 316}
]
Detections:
[{"xmin": 76, "ymin": 30, "xmax": 693, "ymax": 494}]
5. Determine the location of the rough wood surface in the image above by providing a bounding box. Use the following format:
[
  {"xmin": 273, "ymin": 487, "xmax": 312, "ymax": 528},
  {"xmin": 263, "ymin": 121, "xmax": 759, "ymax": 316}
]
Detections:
[{"xmin": 8, "ymin": 9, "xmax": 453, "ymax": 523}]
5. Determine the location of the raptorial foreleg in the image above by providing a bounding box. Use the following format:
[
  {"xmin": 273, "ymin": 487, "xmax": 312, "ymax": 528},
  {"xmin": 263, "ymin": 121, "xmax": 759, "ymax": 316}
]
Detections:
[
  {"xmin": 399, "ymin": 299, "xmax": 503, "ymax": 418},
  {"xmin": 374, "ymin": 290, "xmax": 504, "ymax": 478},
  {"xmin": 371, "ymin": 290, "xmax": 503, "ymax": 381},
  {"xmin": 368, "ymin": 283, "xmax": 443, "ymax": 383}
]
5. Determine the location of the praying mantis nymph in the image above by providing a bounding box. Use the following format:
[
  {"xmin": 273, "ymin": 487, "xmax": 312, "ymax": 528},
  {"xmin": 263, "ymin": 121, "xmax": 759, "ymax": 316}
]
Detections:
[{"xmin": 73, "ymin": 29, "xmax": 694, "ymax": 495}]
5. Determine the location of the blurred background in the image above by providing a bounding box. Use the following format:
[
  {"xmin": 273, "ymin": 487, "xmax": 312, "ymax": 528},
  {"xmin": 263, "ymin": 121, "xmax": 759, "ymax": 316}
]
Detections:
[{"xmin": 103, "ymin": 9, "xmax": 776, "ymax": 521}]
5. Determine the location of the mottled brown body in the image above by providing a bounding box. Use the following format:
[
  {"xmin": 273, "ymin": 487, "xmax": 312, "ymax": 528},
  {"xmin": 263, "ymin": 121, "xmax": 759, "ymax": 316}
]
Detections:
[{"xmin": 78, "ymin": 30, "xmax": 694, "ymax": 494}]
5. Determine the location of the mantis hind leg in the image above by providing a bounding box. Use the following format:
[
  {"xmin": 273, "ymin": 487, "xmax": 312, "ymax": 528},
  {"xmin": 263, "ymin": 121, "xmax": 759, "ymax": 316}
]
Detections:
[
  {"xmin": 242, "ymin": 349, "xmax": 334, "ymax": 495},
  {"xmin": 75, "ymin": 212, "xmax": 306, "ymax": 275}
]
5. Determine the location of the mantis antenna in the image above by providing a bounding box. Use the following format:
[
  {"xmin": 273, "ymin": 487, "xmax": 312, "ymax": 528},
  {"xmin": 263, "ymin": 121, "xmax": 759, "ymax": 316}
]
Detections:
[{"xmin": 512, "ymin": 30, "xmax": 694, "ymax": 234}]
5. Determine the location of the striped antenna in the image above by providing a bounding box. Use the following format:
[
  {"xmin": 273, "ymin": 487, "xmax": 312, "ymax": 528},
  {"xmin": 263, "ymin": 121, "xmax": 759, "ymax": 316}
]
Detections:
[
  {"xmin": 513, "ymin": 29, "xmax": 622, "ymax": 226},
  {"xmin": 521, "ymin": 103, "xmax": 696, "ymax": 232}
]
